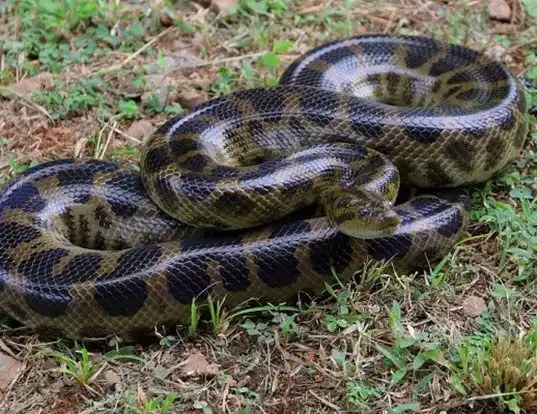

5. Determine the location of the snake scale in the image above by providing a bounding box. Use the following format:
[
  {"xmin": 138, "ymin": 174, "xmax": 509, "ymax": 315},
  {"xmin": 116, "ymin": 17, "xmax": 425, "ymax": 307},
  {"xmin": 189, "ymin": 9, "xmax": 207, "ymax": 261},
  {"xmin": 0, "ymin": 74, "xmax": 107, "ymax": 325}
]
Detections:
[{"xmin": 0, "ymin": 34, "xmax": 528, "ymax": 340}]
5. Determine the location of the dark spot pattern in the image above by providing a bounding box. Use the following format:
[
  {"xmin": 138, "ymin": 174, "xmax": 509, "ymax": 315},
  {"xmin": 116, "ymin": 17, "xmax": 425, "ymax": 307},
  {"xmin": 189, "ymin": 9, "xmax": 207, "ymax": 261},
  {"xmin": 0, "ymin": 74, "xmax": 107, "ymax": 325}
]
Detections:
[
  {"xmin": 18, "ymin": 248, "xmax": 69, "ymax": 282},
  {"xmin": 78, "ymin": 215, "xmax": 90, "ymax": 248},
  {"xmin": 479, "ymin": 63, "xmax": 508, "ymax": 83},
  {"xmin": 181, "ymin": 153, "xmax": 210, "ymax": 173},
  {"xmin": 444, "ymin": 86, "xmax": 462, "ymax": 99},
  {"xmin": 444, "ymin": 139, "xmax": 475, "ymax": 173},
  {"xmin": 0, "ymin": 222, "xmax": 41, "ymax": 248},
  {"xmin": 405, "ymin": 126, "xmax": 443, "ymax": 145},
  {"xmin": 425, "ymin": 161, "xmax": 451, "ymax": 186},
  {"xmin": 143, "ymin": 147, "xmax": 174, "ymax": 174},
  {"xmin": 212, "ymin": 192, "xmax": 258, "ymax": 216},
  {"xmin": 57, "ymin": 167, "xmax": 95, "ymax": 187},
  {"xmin": 436, "ymin": 209, "xmax": 464, "ymax": 237},
  {"xmin": 169, "ymin": 138, "xmax": 201, "ymax": 156},
  {"xmin": 93, "ymin": 231, "xmax": 106, "ymax": 250},
  {"xmin": 0, "ymin": 182, "xmax": 46, "ymax": 213},
  {"xmin": 18, "ymin": 248, "xmax": 71, "ymax": 317},
  {"xmin": 446, "ymin": 71, "xmax": 475, "ymax": 85},
  {"xmin": 489, "ymin": 85, "xmax": 510, "ymax": 100},
  {"xmin": 483, "ymin": 134, "xmax": 507, "ymax": 172},
  {"xmin": 60, "ymin": 253, "xmax": 103, "ymax": 284},
  {"xmin": 108, "ymin": 198, "xmax": 138, "ymax": 218},
  {"xmin": 403, "ymin": 42, "xmax": 439, "ymax": 69},
  {"xmin": 299, "ymin": 91, "xmax": 341, "ymax": 119},
  {"xmin": 268, "ymin": 220, "xmax": 312, "ymax": 240},
  {"xmin": 366, "ymin": 234, "xmax": 413, "ymax": 261},
  {"xmin": 429, "ymin": 58, "xmax": 458, "ymax": 77},
  {"xmin": 95, "ymin": 205, "xmax": 112, "ymax": 228},
  {"xmin": 211, "ymin": 165, "xmax": 241, "ymax": 178},
  {"xmin": 310, "ymin": 230, "xmax": 352, "ymax": 276},
  {"xmin": 165, "ymin": 256, "xmax": 212, "ymax": 304},
  {"xmin": 19, "ymin": 159, "xmax": 75, "ymax": 177},
  {"xmin": 94, "ymin": 245, "xmax": 164, "ymax": 316},
  {"xmin": 252, "ymin": 244, "xmax": 301, "ymax": 288}
]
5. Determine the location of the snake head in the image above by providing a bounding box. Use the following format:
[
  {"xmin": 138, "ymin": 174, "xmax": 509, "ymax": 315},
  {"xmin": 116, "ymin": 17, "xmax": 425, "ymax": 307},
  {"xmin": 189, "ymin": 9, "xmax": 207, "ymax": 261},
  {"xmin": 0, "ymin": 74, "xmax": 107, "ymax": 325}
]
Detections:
[{"xmin": 323, "ymin": 189, "xmax": 400, "ymax": 239}]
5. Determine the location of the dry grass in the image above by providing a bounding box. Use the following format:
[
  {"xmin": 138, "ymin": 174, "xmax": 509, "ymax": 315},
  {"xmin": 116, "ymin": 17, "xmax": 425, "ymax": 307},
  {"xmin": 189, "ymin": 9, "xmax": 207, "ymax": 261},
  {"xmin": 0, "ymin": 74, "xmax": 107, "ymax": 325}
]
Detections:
[{"xmin": 0, "ymin": 0, "xmax": 536, "ymax": 413}]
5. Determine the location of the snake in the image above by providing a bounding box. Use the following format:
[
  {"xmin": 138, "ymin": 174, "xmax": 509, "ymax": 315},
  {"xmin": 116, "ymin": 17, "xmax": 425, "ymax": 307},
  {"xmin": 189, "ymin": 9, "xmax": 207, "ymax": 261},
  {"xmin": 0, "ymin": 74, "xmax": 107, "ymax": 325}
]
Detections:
[{"xmin": 0, "ymin": 34, "xmax": 529, "ymax": 340}]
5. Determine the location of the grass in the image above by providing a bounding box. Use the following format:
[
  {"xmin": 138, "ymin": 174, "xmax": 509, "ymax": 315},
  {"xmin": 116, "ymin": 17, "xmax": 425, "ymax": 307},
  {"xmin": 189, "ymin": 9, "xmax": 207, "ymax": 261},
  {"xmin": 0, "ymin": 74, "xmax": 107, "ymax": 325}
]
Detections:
[{"xmin": 0, "ymin": 0, "xmax": 537, "ymax": 413}]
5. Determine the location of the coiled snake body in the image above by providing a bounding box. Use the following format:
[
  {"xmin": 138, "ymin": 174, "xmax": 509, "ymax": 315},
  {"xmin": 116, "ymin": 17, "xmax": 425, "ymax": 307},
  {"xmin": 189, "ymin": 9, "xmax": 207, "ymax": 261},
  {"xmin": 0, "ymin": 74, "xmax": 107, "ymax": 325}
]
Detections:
[{"xmin": 0, "ymin": 35, "xmax": 528, "ymax": 339}]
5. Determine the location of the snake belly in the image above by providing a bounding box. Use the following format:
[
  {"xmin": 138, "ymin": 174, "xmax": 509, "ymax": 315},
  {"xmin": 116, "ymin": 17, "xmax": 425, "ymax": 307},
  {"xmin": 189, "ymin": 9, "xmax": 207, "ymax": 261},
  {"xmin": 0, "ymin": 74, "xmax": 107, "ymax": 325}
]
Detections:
[{"xmin": 0, "ymin": 34, "xmax": 528, "ymax": 339}]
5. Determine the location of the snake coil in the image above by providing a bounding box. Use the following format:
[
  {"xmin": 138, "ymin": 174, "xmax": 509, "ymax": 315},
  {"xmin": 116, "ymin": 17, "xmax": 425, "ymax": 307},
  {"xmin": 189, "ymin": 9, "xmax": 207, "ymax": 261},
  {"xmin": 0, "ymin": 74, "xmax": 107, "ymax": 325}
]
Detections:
[{"xmin": 0, "ymin": 34, "xmax": 528, "ymax": 339}]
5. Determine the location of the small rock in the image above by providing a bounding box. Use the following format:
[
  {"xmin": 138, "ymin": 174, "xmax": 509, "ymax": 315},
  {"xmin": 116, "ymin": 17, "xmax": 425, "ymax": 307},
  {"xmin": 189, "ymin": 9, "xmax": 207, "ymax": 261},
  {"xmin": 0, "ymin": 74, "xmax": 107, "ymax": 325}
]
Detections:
[
  {"xmin": 126, "ymin": 120, "xmax": 156, "ymax": 144},
  {"xmin": 462, "ymin": 296, "xmax": 487, "ymax": 317},
  {"xmin": 0, "ymin": 353, "xmax": 22, "ymax": 391},
  {"xmin": 11, "ymin": 73, "xmax": 54, "ymax": 94},
  {"xmin": 488, "ymin": 0, "xmax": 511, "ymax": 21}
]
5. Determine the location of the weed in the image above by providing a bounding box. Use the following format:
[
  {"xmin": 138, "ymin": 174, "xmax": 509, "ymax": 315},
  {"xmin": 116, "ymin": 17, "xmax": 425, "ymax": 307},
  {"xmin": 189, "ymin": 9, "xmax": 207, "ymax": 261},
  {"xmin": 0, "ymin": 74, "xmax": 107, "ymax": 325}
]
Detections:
[
  {"xmin": 374, "ymin": 302, "xmax": 446, "ymax": 388},
  {"xmin": 121, "ymin": 390, "xmax": 179, "ymax": 414},
  {"xmin": 346, "ymin": 381, "xmax": 384, "ymax": 412},
  {"xmin": 33, "ymin": 77, "xmax": 109, "ymax": 119},
  {"xmin": 7, "ymin": 155, "xmax": 38, "ymax": 174},
  {"xmin": 52, "ymin": 345, "xmax": 102, "ymax": 387},
  {"xmin": 241, "ymin": 319, "xmax": 273, "ymax": 344},
  {"xmin": 450, "ymin": 329, "xmax": 537, "ymax": 411},
  {"xmin": 189, "ymin": 299, "xmax": 201, "ymax": 337},
  {"xmin": 207, "ymin": 294, "xmax": 230, "ymax": 334},
  {"xmin": 118, "ymin": 99, "xmax": 140, "ymax": 120}
]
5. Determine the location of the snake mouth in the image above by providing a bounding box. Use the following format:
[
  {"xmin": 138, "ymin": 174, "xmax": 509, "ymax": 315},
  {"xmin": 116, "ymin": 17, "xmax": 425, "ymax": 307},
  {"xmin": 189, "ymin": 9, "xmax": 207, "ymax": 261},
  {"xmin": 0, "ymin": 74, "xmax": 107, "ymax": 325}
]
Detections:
[{"xmin": 338, "ymin": 215, "xmax": 401, "ymax": 239}]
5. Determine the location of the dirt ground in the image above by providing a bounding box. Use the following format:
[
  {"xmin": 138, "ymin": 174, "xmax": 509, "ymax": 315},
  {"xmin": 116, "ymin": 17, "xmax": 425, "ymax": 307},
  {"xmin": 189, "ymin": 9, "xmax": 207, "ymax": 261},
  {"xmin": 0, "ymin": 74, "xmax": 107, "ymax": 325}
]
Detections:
[{"xmin": 0, "ymin": 1, "xmax": 537, "ymax": 413}]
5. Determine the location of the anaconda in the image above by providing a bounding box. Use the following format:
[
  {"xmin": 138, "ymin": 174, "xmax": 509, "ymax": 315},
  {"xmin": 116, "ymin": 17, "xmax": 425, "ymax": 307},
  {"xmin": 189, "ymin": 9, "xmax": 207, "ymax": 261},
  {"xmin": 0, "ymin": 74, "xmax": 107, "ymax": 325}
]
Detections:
[{"xmin": 0, "ymin": 34, "xmax": 528, "ymax": 339}]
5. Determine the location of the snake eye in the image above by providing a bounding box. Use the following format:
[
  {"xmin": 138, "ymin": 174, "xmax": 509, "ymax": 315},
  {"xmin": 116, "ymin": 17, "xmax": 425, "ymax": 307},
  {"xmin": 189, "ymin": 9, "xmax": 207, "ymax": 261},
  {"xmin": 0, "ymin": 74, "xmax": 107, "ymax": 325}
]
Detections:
[{"xmin": 359, "ymin": 207, "xmax": 370, "ymax": 217}]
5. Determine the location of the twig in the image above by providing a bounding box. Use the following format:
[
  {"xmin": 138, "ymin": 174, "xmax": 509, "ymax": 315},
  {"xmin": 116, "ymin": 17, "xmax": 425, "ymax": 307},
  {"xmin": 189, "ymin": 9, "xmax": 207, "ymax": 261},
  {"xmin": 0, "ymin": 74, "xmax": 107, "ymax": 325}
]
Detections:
[
  {"xmin": 99, "ymin": 120, "xmax": 116, "ymax": 159},
  {"xmin": 83, "ymin": 26, "xmax": 176, "ymax": 79},
  {"xmin": 0, "ymin": 86, "xmax": 52, "ymax": 120},
  {"xmin": 161, "ymin": 51, "xmax": 266, "ymax": 80},
  {"xmin": 109, "ymin": 125, "xmax": 143, "ymax": 144},
  {"xmin": 308, "ymin": 390, "xmax": 341, "ymax": 411}
]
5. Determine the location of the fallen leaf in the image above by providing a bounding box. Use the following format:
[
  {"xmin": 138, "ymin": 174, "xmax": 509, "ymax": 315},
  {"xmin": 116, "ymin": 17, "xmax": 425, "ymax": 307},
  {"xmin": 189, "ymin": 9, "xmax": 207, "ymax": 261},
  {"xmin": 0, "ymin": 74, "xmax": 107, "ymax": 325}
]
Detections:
[
  {"xmin": 236, "ymin": 375, "xmax": 251, "ymax": 388},
  {"xmin": 226, "ymin": 375, "xmax": 237, "ymax": 386},
  {"xmin": 488, "ymin": 0, "xmax": 511, "ymax": 21},
  {"xmin": 174, "ymin": 89, "xmax": 207, "ymax": 109},
  {"xmin": 126, "ymin": 120, "xmax": 156, "ymax": 144},
  {"xmin": 177, "ymin": 350, "xmax": 220, "ymax": 378},
  {"xmin": 304, "ymin": 351, "xmax": 316, "ymax": 362},
  {"xmin": 0, "ymin": 353, "xmax": 22, "ymax": 391},
  {"xmin": 103, "ymin": 369, "xmax": 121, "ymax": 385},
  {"xmin": 462, "ymin": 296, "xmax": 487, "ymax": 317},
  {"xmin": 212, "ymin": 0, "xmax": 238, "ymax": 14},
  {"xmin": 161, "ymin": 11, "xmax": 175, "ymax": 27}
]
